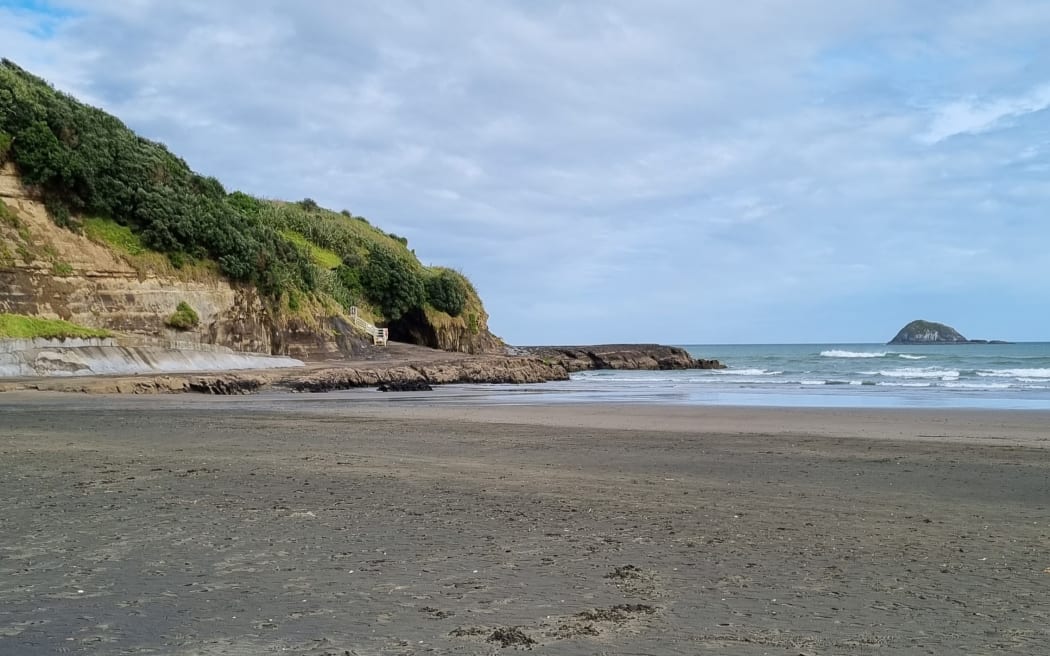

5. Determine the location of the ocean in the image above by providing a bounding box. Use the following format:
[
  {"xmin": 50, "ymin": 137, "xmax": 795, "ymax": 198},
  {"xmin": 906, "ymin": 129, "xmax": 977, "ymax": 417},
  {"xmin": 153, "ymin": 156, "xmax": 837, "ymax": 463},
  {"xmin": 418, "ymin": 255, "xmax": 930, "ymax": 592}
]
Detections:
[{"xmin": 472, "ymin": 343, "xmax": 1050, "ymax": 410}]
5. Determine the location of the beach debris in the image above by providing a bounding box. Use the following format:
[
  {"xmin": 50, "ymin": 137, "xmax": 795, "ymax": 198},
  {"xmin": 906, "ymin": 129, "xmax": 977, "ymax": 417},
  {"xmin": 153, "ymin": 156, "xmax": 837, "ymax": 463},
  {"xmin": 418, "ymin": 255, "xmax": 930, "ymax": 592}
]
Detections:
[
  {"xmin": 576, "ymin": 604, "xmax": 656, "ymax": 622},
  {"xmin": 487, "ymin": 626, "xmax": 536, "ymax": 648},
  {"xmin": 605, "ymin": 564, "xmax": 643, "ymax": 581},
  {"xmin": 419, "ymin": 606, "xmax": 455, "ymax": 619}
]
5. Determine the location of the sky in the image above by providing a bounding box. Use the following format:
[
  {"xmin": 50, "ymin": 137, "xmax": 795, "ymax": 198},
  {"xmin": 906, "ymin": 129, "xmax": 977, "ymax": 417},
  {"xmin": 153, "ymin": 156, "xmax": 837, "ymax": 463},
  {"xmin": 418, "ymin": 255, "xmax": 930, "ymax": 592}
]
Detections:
[{"xmin": 2, "ymin": 1, "xmax": 1049, "ymax": 344}]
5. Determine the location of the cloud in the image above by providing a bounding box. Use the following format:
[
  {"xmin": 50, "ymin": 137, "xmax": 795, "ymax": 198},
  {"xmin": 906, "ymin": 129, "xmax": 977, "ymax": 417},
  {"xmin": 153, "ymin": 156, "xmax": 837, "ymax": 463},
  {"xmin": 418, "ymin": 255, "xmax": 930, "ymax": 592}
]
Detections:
[
  {"xmin": 3, "ymin": 1, "xmax": 1050, "ymax": 342},
  {"xmin": 920, "ymin": 84, "xmax": 1050, "ymax": 144}
]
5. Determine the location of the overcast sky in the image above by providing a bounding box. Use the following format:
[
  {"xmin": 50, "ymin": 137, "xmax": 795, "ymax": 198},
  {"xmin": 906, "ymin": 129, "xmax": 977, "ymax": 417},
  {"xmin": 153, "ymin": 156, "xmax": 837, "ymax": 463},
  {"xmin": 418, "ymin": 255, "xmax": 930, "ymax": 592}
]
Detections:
[{"xmin": 3, "ymin": 1, "xmax": 1049, "ymax": 343}]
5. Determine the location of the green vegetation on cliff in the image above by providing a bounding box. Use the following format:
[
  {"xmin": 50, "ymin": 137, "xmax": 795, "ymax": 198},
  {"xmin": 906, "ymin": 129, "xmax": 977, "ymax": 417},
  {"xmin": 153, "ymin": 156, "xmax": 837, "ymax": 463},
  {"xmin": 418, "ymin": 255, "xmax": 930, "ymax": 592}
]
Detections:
[
  {"xmin": 0, "ymin": 59, "xmax": 487, "ymax": 342},
  {"xmin": 0, "ymin": 313, "xmax": 111, "ymax": 339},
  {"xmin": 166, "ymin": 302, "xmax": 200, "ymax": 331}
]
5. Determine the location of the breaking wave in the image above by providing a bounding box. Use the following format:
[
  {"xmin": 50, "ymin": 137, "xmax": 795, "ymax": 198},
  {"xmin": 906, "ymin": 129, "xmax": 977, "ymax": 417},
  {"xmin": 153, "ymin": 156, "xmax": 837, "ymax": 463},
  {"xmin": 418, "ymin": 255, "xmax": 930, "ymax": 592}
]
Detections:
[
  {"xmin": 820, "ymin": 350, "xmax": 887, "ymax": 358},
  {"xmin": 977, "ymin": 368, "xmax": 1050, "ymax": 379}
]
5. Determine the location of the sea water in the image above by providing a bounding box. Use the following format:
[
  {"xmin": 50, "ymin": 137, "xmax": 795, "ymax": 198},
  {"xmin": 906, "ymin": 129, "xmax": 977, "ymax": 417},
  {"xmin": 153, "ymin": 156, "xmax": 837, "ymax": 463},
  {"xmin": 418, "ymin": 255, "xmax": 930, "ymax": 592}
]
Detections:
[{"xmin": 474, "ymin": 343, "xmax": 1050, "ymax": 410}]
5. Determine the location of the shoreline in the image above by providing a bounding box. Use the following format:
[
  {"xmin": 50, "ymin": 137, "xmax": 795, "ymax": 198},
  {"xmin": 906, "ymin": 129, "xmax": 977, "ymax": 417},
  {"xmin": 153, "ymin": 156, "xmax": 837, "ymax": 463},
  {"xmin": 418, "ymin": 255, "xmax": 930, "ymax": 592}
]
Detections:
[
  {"xmin": 2, "ymin": 396, "xmax": 1048, "ymax": 653},
  {"xmin": 4, "ymin": 390, "xmax": 1049, "ymax": 447}
]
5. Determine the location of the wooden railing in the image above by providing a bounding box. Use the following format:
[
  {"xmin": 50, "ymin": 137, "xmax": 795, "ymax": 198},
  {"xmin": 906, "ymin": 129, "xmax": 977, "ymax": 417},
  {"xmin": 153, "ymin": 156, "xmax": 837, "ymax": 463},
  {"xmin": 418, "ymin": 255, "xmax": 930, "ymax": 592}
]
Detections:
[{"xmin": 349, "ymin": 307, "xmax": 388, "ymax": 345}]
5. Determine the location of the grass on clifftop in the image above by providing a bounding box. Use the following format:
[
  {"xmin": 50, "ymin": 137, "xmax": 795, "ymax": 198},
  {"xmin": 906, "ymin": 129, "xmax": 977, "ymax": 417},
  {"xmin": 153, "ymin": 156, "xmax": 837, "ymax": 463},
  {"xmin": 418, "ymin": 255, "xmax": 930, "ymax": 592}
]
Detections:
[
  {"xmin": 83, "ymin": 216, "xmax": 145, "ymax": 255},
  {"xmin": 0, "ymin": 313, "xmax": 111, "ymax": 339},
  {"xmin": 281, "ymin": 230, "xmax": 342, "ymax": 270}
]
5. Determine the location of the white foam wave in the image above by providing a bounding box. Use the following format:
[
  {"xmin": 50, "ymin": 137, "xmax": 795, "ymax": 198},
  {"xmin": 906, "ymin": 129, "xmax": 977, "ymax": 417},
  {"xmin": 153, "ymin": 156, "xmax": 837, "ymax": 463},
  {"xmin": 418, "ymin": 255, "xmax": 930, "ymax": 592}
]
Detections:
[
  {"xmin": 715, "ymin": 368, "xmax": 783, "ymax": 376},
  {"xmin": 898, "ymin": 354, "xmax": 926, "ymax": 360},
  {"xmin": 977, "ymin": 368, "xmax": 1050, "ymax": 379},
  {"xmin": 877, "ymin": 382, "xmax": 932, "ymax": 388},
  {"xmin": 944, "ymin": 382, "xmax": 1011, "ymax": 390},
  {"xmin": 821, "ymin": 350, "xmax": 887, "ymax": 359},
  {"xmin": 878, "ymin": 367, "xmax": 960, "ymax": 380}
]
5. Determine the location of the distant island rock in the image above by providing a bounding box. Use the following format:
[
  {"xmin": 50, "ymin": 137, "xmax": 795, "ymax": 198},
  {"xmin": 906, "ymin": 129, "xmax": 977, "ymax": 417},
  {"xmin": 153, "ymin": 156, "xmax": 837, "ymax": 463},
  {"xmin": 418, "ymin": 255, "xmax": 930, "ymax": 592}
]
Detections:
[{"xmin": 888, "ymin": 320, "xmax": 1010, "ymax": 345}]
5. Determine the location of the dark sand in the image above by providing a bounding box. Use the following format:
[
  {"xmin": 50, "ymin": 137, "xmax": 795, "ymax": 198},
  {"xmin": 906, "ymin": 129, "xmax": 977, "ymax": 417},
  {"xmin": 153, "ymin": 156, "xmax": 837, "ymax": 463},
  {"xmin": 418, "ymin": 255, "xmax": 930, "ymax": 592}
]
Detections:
[{"xmin": 1, "ymin": 392, "xmax": 1049, "ymax": 654}]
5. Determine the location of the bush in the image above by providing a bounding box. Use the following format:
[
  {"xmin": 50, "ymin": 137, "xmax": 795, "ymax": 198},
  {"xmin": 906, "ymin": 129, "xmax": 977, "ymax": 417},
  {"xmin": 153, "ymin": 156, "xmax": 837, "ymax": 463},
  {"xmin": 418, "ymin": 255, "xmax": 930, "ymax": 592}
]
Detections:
[
  {"xmin": 44, "ymin": 196, "xmax": 78, "ymax": 231},
  {"xmin": 166, "ymin": 301, "xmax": 199, "ymax": 330},
  {"xmin": 425, "ymin": 269, "xmax": 468, "ymax": 317},
  {"xmin": 360, "ymin": 247, "xmax": 425, "ymax": 321},
  {"xmin": 0, "ymin": 60, "xmax": 315, "ymax": 296},
  {"xmin": 0, "ymin": 130, "xmax": 11, "ymax": 162}
]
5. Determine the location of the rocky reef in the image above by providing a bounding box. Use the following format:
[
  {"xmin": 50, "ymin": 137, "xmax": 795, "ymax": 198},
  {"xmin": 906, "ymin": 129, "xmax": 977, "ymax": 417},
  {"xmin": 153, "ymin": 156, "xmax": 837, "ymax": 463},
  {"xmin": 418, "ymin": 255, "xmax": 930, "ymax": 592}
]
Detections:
[
  {"xmin": 0, "ymin": 343, "xmax": 727, "ymax": 395},
  {"xmin": 521, "ymin": 344, "xmax": 725, "ymax": 372}
]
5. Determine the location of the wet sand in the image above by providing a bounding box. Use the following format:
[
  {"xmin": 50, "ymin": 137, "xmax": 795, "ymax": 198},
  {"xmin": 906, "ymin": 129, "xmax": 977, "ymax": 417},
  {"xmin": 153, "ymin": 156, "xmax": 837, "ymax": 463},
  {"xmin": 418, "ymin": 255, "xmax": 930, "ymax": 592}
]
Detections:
[{"xmin": 1, "ymin": 392, "xmax": 1049, "ymax": 654}]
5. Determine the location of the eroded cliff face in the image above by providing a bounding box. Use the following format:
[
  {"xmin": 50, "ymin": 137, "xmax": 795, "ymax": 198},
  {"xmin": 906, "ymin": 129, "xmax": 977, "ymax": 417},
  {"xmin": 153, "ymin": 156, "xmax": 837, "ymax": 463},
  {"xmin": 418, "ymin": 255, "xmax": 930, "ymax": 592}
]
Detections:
[
  {"xmin": 0, "ymin": 163, "xmax": 504, "ymax": 359},
  {"xmin": 0, "ymin": 163, "xmax": 329, "ymax": 357},
  {"xmin": 387, "ymin": 306, "xmax": 504, "ymax": 354}
]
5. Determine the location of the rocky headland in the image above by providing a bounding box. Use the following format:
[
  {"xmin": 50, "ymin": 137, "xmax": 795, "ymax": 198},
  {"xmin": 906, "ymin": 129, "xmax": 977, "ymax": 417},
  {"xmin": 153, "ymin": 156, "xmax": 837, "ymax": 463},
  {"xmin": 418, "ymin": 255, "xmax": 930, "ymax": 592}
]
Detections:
[
  {"xmin": 0, "ymin": 343, "xmax": 723, "ymax": 395},
  {"xmin": 0, "ymin": 62, "xmax": 726, "ymax": 395}
]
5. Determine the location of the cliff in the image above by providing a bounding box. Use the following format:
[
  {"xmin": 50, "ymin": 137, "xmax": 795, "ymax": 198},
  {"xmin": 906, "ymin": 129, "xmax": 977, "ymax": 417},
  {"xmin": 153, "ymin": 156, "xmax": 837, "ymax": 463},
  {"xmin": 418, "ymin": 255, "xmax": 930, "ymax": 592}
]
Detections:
[
  {"xmin": 0, "ymin": 163, "xmax": 359, "ymax": 359},
  {"xmin": 0, "ymin": 59, "xmax": 503, "ymax": 358}
]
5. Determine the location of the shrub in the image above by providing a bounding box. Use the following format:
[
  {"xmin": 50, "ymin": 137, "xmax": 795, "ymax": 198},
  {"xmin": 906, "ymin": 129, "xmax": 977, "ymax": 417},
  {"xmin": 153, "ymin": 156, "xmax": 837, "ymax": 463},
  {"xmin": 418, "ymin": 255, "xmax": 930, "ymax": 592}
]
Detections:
[
  {"xmin": 335, "ymin": 265, "xmax": 364, "ymax": 303},
  {"xmin": 0, "ymin": 130, "xmax": 11, "ymax": 161},
  {"xmin": 166, "ymin": 301, "xmax": 199, "ymax": 330},
  {"xmin": 52, "ymin": 261, "xmax": 73, "ymax": 276},
  {"xmin": 425, "ymin": 269, "xmax": 468, "ymax": 317},
  {"xmin": 44, "ymin": 196, "xmax": 78, "ymax": 231},
  {"xmin": 360, "ymin": 247, "xmax": 425, "ymax": 321},
  {"xmin": 0, "ymin": 198, "xmax": 16, "ymax": 225}
]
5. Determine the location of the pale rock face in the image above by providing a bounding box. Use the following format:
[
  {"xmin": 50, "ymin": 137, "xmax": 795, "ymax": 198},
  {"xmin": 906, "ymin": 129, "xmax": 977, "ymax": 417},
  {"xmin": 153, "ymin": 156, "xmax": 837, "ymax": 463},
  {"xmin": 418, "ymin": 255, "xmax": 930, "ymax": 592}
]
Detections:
[
  {"xmin": 0, "ymin": 337, "xmax": 302, "ymax": 377},
  {"xmin": 0, "ymin": 163, "xmax": 276, "ymax": 354}
]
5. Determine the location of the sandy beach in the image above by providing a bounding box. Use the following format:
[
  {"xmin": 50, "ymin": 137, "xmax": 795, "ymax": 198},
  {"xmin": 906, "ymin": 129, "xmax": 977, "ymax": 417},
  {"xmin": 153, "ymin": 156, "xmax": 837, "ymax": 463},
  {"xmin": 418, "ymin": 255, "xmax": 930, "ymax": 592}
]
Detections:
[{"xmin": 1, "ymin": 392, "xmax": 1048, "ymax": 654}]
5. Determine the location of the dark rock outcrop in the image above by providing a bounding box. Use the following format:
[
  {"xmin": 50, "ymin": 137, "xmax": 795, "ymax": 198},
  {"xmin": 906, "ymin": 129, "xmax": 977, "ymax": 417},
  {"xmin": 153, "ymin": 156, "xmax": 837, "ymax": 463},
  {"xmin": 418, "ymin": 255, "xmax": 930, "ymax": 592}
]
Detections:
[
  {"xmin": 889, "ymin": 320, "xmax": 967, "ymax": 344},
  {"xmin": 888, "ymin": 320, "xmax": 1010, "ymax": 345},
  {"xmin": 377, "ymin": 380, "xmax": 434, "ymax": 392},
  {"xmin": 283, "ymin": 357, "xmax": 569, "ymax": 393},
  {"xmin": 521, "ymin": 344, "xmax": 725, "ymax": 373}
]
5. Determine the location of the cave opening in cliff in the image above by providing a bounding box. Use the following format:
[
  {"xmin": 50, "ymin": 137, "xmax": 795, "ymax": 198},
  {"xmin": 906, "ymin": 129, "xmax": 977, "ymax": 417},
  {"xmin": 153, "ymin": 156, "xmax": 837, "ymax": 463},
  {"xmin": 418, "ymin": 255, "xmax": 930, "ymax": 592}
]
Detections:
[{"xmin": 385, "ymin": 308, "xmax": 439, "ymax": 349}]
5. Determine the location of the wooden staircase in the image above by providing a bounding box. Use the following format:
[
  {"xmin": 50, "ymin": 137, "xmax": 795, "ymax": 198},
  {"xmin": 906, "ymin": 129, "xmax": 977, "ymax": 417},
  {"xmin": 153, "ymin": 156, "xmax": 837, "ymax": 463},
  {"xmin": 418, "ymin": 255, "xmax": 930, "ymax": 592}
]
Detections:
[{"xmin": 349, "ymin": 307, "xmax": 388, "ymax": 345}]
